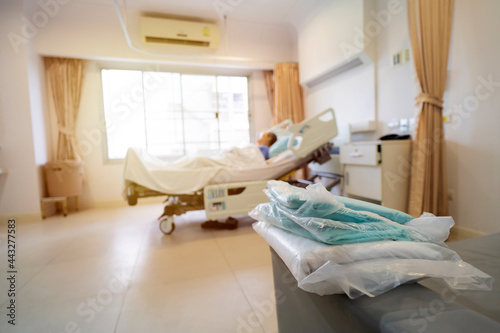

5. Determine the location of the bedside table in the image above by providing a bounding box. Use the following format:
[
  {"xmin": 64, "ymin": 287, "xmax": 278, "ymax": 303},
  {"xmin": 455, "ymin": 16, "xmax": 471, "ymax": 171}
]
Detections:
[{"xmin": 340, "ymin": 140, "xmax": 412, "ymax": 212}]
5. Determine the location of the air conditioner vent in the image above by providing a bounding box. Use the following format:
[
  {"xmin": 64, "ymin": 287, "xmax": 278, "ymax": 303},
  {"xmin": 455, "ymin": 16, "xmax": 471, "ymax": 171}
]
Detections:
[
  {"xmin": 144, "ymin": 36, "xmax": 210, "ymax": 47},
  {"xmin": 141, "ymin": 17, "xmax": 219, "ymax": 49}
]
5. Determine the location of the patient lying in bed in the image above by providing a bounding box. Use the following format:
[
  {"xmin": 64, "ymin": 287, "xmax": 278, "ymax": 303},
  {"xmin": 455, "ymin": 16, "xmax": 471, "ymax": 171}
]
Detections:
[
  {"xmin": 257, "ymin": 132, "xmax": 278, "ymax": 159},
  {"xmin": 123, "ymin": 135, "xmax": 295, "ymax": 195}
]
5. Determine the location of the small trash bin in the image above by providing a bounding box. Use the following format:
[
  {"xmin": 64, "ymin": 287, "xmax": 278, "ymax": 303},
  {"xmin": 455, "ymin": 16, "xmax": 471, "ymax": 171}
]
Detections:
[{"xmin": 45, "ymin": 160, "xmax": 84, "ymax": 197}]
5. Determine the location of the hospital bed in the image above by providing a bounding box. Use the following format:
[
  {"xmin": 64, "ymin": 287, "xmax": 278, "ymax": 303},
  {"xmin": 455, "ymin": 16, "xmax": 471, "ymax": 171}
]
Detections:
[
  {"xmin": 308, "ymin": 146, "xmax": 343, "ymax": 192},
  {"xmin": 123, "ymin": 108, "xmax": 338, "ymax": 234}
]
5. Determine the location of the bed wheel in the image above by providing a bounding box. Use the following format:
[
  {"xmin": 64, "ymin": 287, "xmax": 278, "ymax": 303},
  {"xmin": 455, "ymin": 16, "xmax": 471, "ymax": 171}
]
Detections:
[
  {"xmin": 159, "ymin": 215, "xmax": 175, "ymax": 235},
  {"xmin": 127, "ymin": 193, "xmax": 138, "ymax": 206}
]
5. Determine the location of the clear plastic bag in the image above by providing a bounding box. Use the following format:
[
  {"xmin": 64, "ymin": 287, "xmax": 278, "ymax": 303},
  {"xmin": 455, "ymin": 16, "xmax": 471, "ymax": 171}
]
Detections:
[
  {"xmin": 267, "ymin": 180, "xmax": 414, "ymax": 223},
  {"xmin": 250, "ymin": 181, "xmax": 453, "ymax": 245},
  {"xmin": 250, "ymin": 181, "xmax": 493, "ymax": 298},
  {"xmin": 253, "ymin": 222, "xmax": 494, "ymax": 298}
]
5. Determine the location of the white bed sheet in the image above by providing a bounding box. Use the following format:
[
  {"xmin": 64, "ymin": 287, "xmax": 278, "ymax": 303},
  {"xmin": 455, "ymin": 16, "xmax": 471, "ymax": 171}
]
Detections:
[{"xmin": 123, "ymin": 145, "xmax": 301, "ymax": 195}]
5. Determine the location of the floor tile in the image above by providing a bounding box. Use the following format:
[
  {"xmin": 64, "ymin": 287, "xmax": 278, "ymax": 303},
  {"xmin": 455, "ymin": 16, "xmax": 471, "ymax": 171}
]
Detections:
[
  {"xmin": 0, "ymin": 264, "xmax": 45, "ymax": 309},
  {"xmin": 215, "ymin": 227, "xmax": 272, "ymax": 271},
  {"xmin": 132, "ymin": 237, "xmax": 231, "ymax": 286},
  {"xmin": 116, "ymin": 273, "xmax": 264, "ymax": 333},
  {"xmin": 0, "ymin": 293, "xmax": 126, "ymax": 333},
  {"xmin": 18, "ymin": 257, "xmax": 134, "ymax": 306},
  {"xmin": 234, "ymin": 265, "xmax": 279, "ymax": 333},
  {"xmin": 0, "ymin": 204, "xmax": 275, "ymax": 332}
]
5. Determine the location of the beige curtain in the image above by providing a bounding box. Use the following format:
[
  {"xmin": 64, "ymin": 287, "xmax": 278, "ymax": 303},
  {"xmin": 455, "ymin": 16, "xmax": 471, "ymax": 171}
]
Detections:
[
  {"xmin": 45, "ymin": 57, "xmax": 85, "ymax": 161},
  {"xmin": 274, "ymin": 63, "xmax": 305, "ymax": 125},
  {"xmin": 407, "ymin": 0, "xmax": 454, "ymax": 216},
  {"xmin": 263, "ymin": 70, "xmax": 275, "ymax": 116}
]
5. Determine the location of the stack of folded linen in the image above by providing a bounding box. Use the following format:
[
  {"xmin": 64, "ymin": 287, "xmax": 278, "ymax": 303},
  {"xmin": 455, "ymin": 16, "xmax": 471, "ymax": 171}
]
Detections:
[
  {"xmin": 251, "ymin": 180, "xmax": 452, "ymax": 245},
  {"xmin": 250, "ymin": 181, "xmax": 493, "ymax": 298}
]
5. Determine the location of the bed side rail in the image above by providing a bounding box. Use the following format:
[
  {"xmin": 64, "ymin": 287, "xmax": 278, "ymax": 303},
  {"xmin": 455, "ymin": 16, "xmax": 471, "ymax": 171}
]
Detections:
[{"xmin": 286, "ymin": 108, "xmax": 338, "ymax": 158}]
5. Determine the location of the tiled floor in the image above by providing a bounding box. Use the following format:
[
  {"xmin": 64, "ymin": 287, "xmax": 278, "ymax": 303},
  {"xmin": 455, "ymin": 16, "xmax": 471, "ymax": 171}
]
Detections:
[{"xmin": 0, "ymin": 204, "xmax": 277, "ymax": 333}]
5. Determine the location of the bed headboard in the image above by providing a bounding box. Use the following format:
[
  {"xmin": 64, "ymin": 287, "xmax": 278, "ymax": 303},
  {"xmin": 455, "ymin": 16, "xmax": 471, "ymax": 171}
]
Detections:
[{"xmin": 270, "ymin": 119, "xmax": 293, "ymax": 136}]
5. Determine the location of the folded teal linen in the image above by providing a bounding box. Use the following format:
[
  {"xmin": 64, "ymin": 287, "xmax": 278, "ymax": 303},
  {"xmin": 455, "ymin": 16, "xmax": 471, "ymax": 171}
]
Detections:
[
  {"xmin": 266, "ymin": 180, "xmax": 414, "ymax": 224},
  {"xmin": 250, "ymin": 181, "xmax": 450, "ymax": 245},
  {"xmin": 253, "ymin": 199, "xmax": 418, "ymax": 244}
]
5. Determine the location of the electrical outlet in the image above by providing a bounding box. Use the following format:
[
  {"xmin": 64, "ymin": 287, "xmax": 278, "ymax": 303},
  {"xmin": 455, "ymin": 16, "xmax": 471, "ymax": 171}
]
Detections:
[
  {"xmin": 392, "ymin": 49, "xmax": 410, "ymax": 67},
  {"xmin": 402, "ymin": 48, "xmax": 410, "ymax": 63},
  {"xmin": 400, "ymin": 118, "xmax": 409, "ymax": 133},
  {"xmin": 409, "ymin": 118, "xmax": 415, "ymax": 132},
  {"xmin": 443, "ymin": 114, "xmax": 452, "ymax": 123},
  {"xmin": 392, "ymin": 52, "xmax": 401, "ymax": 67}
]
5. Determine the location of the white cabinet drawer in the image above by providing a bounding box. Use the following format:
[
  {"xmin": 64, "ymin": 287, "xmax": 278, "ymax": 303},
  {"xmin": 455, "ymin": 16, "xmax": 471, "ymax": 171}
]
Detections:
[
  {"xmin": 340, "ymin": 143, "xmax": 380, "ymax": 166},
  {"xmin": 344, "ymin": 165, "xmax": 382, "ymax": 201}
]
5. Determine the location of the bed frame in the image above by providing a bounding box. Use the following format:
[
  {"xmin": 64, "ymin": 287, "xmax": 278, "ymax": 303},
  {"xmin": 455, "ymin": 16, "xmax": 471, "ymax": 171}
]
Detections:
[{"xmin": 125, "ymin": 109, "xmax": 337, "ymax": 234}]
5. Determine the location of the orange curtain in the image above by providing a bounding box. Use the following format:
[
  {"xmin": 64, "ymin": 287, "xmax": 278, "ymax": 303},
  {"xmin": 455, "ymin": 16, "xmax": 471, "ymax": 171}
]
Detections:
[
  {"xmin": 407, "ymin": 0, "xmax": 454, "ymax": 216},
  {"xmin": 45, "ymin": 57, "xmax": 85, "ymax": 161},
  {"xmin": 273, "ymin": 63, "xmax": 305, "ymax": 125},
  {"xmin": 263, "ymin": 70, "xmax": 275, "ymax": 116}
]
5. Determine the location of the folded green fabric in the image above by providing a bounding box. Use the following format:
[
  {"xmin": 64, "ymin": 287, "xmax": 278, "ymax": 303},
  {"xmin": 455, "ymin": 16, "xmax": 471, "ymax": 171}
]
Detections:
[
  {"xmin": 334, "ymin": 195, "xmax": 414, "ymax": 224},
  {"xmin": 267, "ymin": 180, "xmax": 414, "ymax": 224},
  {"xmin": 251, "ymin": 200, "xmax": 420, "ymax": 245},
  {"xmin": 250, "ymin": 181, "xmax": 444, "ymax": 245}
]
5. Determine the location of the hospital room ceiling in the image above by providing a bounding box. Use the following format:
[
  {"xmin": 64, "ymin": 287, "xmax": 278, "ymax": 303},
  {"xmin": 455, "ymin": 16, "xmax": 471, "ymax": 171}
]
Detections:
[{"xmin": 69, "ymin": 0, "xmax": 331, "ymax": 27}]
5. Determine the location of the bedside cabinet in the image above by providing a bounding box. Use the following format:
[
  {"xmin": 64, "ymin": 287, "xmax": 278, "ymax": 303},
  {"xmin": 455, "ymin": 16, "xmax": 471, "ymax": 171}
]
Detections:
[{"xmin": 340, "ymin": 140, "xmax": 412, "ymax": 212}]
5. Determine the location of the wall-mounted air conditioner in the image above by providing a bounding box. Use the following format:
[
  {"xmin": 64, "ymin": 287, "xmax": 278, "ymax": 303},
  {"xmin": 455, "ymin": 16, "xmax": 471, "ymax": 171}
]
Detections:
[{"xmin": 141, "ymin": 17, "xmax": 219, "ymax": 49}]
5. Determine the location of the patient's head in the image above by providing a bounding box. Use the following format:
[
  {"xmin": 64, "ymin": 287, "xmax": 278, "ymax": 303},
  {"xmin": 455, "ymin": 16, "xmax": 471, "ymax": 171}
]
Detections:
[{"xmin": 258, "ymin": 132, "xmax": 278, "ymax": 147}]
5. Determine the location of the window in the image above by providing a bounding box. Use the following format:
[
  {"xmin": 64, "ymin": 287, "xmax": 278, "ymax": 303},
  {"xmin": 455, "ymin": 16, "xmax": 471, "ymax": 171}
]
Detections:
[{"xmin": 101, "ymin": 69, "xmax": 250, "ymax": 159}]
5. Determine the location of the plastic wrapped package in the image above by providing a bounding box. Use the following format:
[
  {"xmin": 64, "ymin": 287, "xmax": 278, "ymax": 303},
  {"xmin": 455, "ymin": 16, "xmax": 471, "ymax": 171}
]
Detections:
[
  {"xmin": 251, "ymin": 181, "xmax": 493, "ymax": 298},
  {"xmin": 251, "ymin": 181, "xmax": 453, "ymax": 245},
  {"xmin": 251, "ymin": 200, "xmax": 454, "ymax": 245},
  {"xmin": 253, "ymin": 222, "xmax": 494, "ymax": 298},
  {"xmin": 267, "ymin": 180, "xmax": 414, "ymax": 224}
]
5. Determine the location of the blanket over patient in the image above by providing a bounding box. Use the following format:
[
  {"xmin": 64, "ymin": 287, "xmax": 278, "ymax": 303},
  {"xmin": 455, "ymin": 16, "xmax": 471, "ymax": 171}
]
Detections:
[{"xmin": 124, "ymin": 146, "xmax": 267, "ymax": 195}]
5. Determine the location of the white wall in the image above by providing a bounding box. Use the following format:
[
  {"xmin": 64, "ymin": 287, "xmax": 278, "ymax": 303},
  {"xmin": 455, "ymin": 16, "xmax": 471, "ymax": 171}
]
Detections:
[
  {"xmin": 375, "ymin": 0, "xmax": 500, "ymax": 233},
  {"xmin": 297, "ymin": 0, "xmax": 378, "ymax": 146},
  {"xmin": 27, "ymin": 50, "xmax": 52, "ymax": 198},
  {"xmin": 303, "ymin": 64, "xmax": 376, "ymax": 146},
  {"xmin": 0, "ymin": 1, "xmax": 45, "ymax": 216},
  {"xmin": 297, "ymin": 0, "xmax": 364, "ymax": 84},
  {"xmin": 443, "ymin": 0, "xmax": 500, "ymax": 233},
  {"xmin": 374, "ymin": 0, "xmax": 415, "ymax": 133}
]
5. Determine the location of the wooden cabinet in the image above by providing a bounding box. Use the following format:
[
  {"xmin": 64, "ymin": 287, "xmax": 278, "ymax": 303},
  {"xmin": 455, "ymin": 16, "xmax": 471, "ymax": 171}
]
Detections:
[{"xmin": 340, "ymin": 140, "xmax": 412, "ymax": 212}]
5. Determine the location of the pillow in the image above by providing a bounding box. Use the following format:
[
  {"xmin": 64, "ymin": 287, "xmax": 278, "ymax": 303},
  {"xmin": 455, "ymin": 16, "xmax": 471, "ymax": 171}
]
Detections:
[
  {"xmin": 268, "ymin": 136, "xmax": 290, "ymax": 158},
  {"xmin": 269, "ymin": 136, "xmax": 299, "ymax": 158}
]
